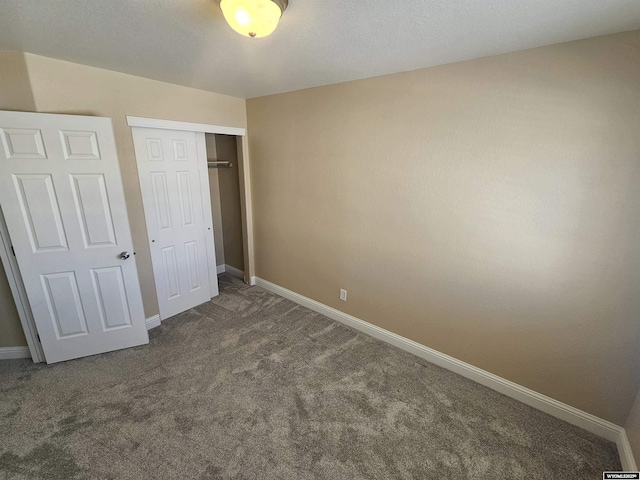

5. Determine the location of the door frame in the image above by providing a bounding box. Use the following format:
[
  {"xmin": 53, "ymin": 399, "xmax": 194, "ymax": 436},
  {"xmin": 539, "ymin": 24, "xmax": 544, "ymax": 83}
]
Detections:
[
  {"xmin": 0, "ymin": 205, "xmax": 47, "ymax": 363},
  {"xmin": 126, "ymin": 116, "xmax": 255, "ymax": 287}
]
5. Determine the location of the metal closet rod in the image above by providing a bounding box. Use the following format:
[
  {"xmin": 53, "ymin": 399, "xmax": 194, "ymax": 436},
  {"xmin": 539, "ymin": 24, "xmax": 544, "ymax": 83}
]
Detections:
[{"xmin": 207, "ymin": 161, "xmax": 233, "ymax": 168}]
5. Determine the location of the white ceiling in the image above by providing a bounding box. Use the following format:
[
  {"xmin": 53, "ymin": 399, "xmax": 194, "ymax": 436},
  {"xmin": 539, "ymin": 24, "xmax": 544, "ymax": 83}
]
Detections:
[{"xmin": 1, "ymin": 0, "xmax": 639, "ymax": 99}]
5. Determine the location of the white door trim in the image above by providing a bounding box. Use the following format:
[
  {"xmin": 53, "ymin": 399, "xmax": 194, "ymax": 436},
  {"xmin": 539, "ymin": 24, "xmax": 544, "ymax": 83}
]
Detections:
[
  {"xmin": 126, "ymin": 116, "xmax": 246, "ymax": 136},
  {"xmin": 236, "ymin": 135, "xmax": 255, "ymax": 285},
  {"xmin": 0, "ymin": 206, "xmax": 44, "ymax": 362},
  {"xmin": 127, "ymin": 116, "xmax": 255, "ymax": 285}
]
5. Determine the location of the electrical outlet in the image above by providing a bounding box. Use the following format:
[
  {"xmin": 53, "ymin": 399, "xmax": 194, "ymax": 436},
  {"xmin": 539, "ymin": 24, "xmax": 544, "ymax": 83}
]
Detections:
[{"xmin": 340, "ymin": 289, "xmax": 347, "ymax": 301}]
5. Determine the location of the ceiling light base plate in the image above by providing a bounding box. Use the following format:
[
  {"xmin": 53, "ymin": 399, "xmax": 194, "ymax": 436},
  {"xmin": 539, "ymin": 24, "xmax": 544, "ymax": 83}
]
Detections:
[{"xmin": 272, "ymin": 0, "xmax": 288, "ymax": 13}]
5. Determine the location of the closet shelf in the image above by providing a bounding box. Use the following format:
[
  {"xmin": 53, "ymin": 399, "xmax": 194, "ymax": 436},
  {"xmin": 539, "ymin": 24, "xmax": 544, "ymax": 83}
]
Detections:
[{"xmin": 207, "ymin": 161, "xmax": 233, "ymax": 169}]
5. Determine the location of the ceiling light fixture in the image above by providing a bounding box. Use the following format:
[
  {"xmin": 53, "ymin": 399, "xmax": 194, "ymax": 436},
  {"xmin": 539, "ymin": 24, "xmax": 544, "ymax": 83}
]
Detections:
[{"xmin": 219, "ymin": 0, "xmax": 288, "ymax": 38}]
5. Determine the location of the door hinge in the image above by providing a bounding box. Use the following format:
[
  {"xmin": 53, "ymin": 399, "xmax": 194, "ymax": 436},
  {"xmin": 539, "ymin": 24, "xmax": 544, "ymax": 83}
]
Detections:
[
  {"xmin": 10, "ymin": 246, "xmax": 15, "ymax": 256},
  {"xmin": 37, "ymin": 334, "xmax": 41, "ymax": 343}
]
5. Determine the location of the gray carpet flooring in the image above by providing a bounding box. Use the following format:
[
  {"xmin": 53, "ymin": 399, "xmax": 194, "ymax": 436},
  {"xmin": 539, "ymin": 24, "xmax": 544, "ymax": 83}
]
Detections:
[{"xmin": 0, "ymin": 274, "xmax": 621, "ymax": 479}]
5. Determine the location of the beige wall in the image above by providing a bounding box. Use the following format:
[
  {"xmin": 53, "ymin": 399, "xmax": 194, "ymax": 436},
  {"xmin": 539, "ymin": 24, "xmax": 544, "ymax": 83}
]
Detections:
[
  {"xmin": 216, "ymin": 134, "xmax": 244, "ymax": 271},
  {"xmin": 206, "ymin": 134, "xmax": 226, "ymax": 267},
  {"xmin": 0, "ymin": 51, "xmax": 35, "ymax": 347},
  {"xmin": 0, "ymin": 51, "xmax": 35, "ymax": 112},
  {"xmin": 21, "ymin": 53, "xmax": 247, "ymax": 319},
  {"xmin": 247, "ymin": 30, "xmax": 640, "ymax": 425},
  {"xmin": 0, "ymin": 261, "xmax": 27, "ymax": 348},
  {"xmin": 626, "ymin": 390, "xmax": 640, "ymax": 462}
]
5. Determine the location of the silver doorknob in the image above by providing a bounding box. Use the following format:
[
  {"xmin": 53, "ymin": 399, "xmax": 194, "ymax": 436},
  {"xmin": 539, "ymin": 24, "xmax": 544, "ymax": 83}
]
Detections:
[{"xmin": 120, "ymin": 251, "xmax": 131, "ymax": 260}]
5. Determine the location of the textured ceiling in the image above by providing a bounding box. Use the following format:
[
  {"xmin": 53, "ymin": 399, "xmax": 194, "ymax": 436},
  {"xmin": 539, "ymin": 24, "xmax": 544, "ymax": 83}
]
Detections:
[{"xmin": 1, "ymin": 0, "xmax": 639, "ymax": 99}]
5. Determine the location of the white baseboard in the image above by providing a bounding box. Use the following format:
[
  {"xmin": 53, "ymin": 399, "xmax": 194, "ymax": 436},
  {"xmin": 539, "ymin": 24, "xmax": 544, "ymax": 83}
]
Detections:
[
  {"xmin": 617, "ymin": 430, "xmax": 637, "ymax": 472},
  {"xmin": 2, "ymin": 318, "xmax": 164, "ymax": 357},
  {"xmin": 253, "ymin": 277, "xmax": 637, "ymax": 471},
  {"xmin": 224, "ymin": 264, "xmax": 244, "ymax": 279},
  {"xmin": 217, "ymin": 264, "xmax": 245, "ymax": 279},
  {"xmin": 0, "ymin": 346, "xmax": 31, "ymax": 360},
  {"xmin": 145, "ymin": 314, "xmax": 161, "ymax": 330}
]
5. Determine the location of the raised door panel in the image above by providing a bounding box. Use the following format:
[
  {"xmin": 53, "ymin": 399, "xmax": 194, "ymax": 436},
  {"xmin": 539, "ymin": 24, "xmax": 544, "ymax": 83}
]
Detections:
[
  {"xmin": 60, "ymin": 131, "xmax": 101, "ymax": 160},
  {"xmin": 150, "ymin": 172, "xmax": 172, "ymax": 231},
  {"xmin": 146, "ymin": 138, "xmax": 163, "ymax": 161},
  {"xmin": 70, "ymin": 174, "xmax": 117, "ymax": 248},
  {"xmin": 41, "ymin": 272, "xmax": 89, "ymax": 339},
  {"xmin": 184, "ymin": 240, "xmax": 202, "ymax": 292},
  {"xmin": 161, "ymin": 246, "xmax": 180, "ymax": 300},
  {"xmin": 13, "ymin": 174, "xmax": 68, "ymax": 252},
  {"xmin": 176, "ymin": 171, "xmax": 195, "ymax": 227},
  {"xmin": 0, "ymin": 128, "xmax": 47, "ymax": 159},
  {"xmin": 91, "ymin": 267, "xmax": 132, "ymax": 330},
  {"xmin": 172, "ymin": 140, "xmax": 188, "ymax": 162}
]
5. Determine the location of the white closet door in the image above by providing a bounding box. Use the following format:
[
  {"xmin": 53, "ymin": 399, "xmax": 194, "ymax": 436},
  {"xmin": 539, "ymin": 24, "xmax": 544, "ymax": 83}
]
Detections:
[
  {"xmin": 0, "ymin": 111, "xmax": 148, "ymax": 364},
  {"xmin": 132, "ymin": 127, "xmax": 217, "ymax": 320}
]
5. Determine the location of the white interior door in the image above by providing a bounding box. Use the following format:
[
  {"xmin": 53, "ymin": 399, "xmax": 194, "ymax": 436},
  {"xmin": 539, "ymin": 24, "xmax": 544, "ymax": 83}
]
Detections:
[
  {"xmin": 132, "ymin": 127, "xmax": 218, "ymax": 320},
  {"xmin": 0, "ymin": 111, "xmax": 148, "ymax": 363}
]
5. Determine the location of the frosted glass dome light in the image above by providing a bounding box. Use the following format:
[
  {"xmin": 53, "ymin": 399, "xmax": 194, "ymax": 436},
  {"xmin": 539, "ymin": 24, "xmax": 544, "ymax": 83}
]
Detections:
[{"xmin": 220, "ymin": 0, "xmax": 288, "ymax": 38}]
